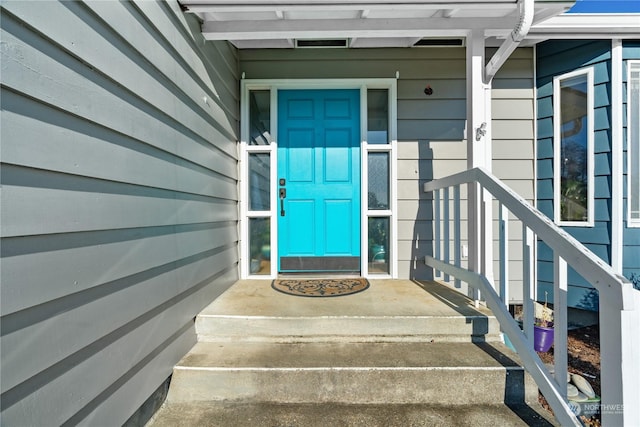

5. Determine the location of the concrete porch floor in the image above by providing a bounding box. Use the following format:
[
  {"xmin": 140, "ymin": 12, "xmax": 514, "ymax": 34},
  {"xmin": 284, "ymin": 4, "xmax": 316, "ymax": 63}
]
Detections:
[{"xmin": 199, "ymin": 279, "xmax": 494, "ymax": 320}]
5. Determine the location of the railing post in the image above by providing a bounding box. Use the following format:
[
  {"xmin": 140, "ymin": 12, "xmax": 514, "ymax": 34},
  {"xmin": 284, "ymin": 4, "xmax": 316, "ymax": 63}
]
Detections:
[
  {"xmin": 481, "ymin": 187, "xmax": 494, "ymax": 287},
  {"xmin": 600, "ymin": 290, "xmax": 640, "ymax": 426},
  {"xmin": 553, "ymin": 253, "xmax": 568, "ymax": 394},
  {"xmin": 434, "ymin": 189, "xmax": 441, "ymax": 279},
  {"xmin": 444, "ymin": 187, "xmax": 450, "ymax": 282},
  {"xmin": 499, "ymin": 203, "xmax": 509, "ymax": 305},
  {"xmin": 469, "ymin": 182, "xmax": 481, "ymax": 304},
  {"xmin": 522, "ymin": 226, "xmax": 534, "ymax": 346},
  {"xmin": 454, "ymin": 185, "xmax": 461, "ymax": 289}
]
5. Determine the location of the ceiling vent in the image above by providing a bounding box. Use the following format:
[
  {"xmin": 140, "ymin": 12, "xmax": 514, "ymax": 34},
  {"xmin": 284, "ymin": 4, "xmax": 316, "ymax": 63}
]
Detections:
[
  {"xmin": 413, "ymin": 38, "xmax": 465, "ymax": 47},
  {"xmin": 296, "ymin": 39, "xmax": 349, "ymax": 48}
]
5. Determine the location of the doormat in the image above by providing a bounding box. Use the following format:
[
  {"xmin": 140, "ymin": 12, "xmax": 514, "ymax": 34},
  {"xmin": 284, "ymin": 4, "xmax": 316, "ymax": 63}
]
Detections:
[{"xmin": 271, "ymin": 278, "xmax": 369, "ymax": 297}]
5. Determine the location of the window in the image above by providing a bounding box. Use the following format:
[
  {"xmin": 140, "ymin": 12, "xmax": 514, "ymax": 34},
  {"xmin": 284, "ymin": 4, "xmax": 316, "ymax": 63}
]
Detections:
[
  {"xmin": 629, "ymin": 62, "xmax": 640, "ymax": 225},
  {"xmin": 249, "ymin": 90, "xmax": 271, "ymax": 145},
  {"xmin": 553, "ymin": 69, "xmax": 594, "ymax": 226},
  {"xmin": 365, "ymin": 87, "xmax": 394, "ymax": 275},
  {"xmin": 246, "ymin": 89, "xmax": 274, "ymax": 276},
  {"xmin": 367, "ymin": 152, "xmax": 390, "ymax": 210},
  {"xmin": 367, "ymin": 89, "xmax": 389, "ymax": 144}
]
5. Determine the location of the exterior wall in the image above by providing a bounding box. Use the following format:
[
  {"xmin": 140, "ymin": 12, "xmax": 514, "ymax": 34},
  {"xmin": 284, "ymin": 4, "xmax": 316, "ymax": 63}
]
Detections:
[
  {"xmin": 536, "ymin": 40, "xmax": 612, "ymax": 310},
  {"xmin": 0, "ymin": 1, "xmax": 239, "ymax": 425},
  {"xmin": 239, "ymin": 47, "xmax": 536, "ymax": 298},
  {"xmin": 623, "ymin": 40, "xmax": 640, "ymax": 289}
]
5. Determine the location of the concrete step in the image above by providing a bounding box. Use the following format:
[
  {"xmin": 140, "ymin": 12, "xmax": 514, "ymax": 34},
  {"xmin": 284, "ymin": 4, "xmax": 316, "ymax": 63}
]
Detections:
[
  {"xmin": 195, "ymin": 313, "xmax": 501, "ymax": 343},
  {"xmin": 149, "ymin": 402, "xmax": 557, "ymax": 427},
  {"xmin": 194, "ymin": 280, "xmax": 502, "ymax": 343},
  {"xmin": 166, "ymin": 341, "xmax": 537, "ymax": 406}
]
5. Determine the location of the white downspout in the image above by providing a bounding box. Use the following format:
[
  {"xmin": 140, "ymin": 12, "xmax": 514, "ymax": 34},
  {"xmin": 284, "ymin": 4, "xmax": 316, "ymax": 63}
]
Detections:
[{"xmin": 485, "ymin": 0, "xmax": 534, "ymax": 83}]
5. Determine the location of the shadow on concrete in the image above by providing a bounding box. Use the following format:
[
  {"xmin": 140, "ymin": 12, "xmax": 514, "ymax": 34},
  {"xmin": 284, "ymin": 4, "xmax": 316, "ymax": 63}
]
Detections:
[{"xmin": 411, "ymin": 280, "xmax": 556, "ymax": 427}]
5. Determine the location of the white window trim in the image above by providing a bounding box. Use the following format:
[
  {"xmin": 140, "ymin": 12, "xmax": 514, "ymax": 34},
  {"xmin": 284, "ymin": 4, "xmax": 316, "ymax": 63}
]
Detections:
[
  {"xmin": 553, "ymin": 67, "xmax": 595, "ymax": 227},
  {"xmin": 240, "ymin": 78, "xmax": 398, "ymax": 279},
  {"xmin": 627, "ymin": 61, "xmax": 640, "ymax": 227}
]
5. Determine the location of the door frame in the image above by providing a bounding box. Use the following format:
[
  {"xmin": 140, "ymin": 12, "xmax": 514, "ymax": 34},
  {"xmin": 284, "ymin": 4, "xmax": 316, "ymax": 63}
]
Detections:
[{"xmin": 240, "ymin": 78, "xmax": 398, "ymax": 279}]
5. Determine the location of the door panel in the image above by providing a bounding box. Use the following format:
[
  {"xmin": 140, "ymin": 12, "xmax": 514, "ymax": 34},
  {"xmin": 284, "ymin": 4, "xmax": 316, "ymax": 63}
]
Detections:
[{"xmin": 277, "ymin": 89, "xmax": 361, "ymax": 272}]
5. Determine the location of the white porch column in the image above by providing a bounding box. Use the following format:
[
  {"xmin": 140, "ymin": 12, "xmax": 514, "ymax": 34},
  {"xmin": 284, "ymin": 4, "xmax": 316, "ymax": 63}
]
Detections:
[{"xmin": 466, "ymin": 30, "xmax": 493, "ymax": 298}]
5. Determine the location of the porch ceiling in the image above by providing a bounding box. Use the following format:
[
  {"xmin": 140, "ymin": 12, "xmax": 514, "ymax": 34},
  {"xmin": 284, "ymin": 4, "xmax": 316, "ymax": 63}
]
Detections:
[{"xmin": 180, "ymin": 0, "xmax": 574, "ymax": 48}]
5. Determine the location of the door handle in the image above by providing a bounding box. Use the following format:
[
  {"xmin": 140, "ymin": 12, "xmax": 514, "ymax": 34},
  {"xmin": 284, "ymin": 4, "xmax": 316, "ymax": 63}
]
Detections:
[{"xmin": 279, "ymin": 188, "xmax": 286, "ymax": 216}]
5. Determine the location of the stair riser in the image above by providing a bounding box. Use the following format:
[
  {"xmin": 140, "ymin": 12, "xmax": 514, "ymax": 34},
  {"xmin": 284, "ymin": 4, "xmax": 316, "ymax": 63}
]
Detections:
[
  {"xmin": 167, "ymin": 367, "xmax": 534, "ymax": 405},
  {"xmin": 196, "ymin": 316, "xmax": 501, "ymax": 343}
]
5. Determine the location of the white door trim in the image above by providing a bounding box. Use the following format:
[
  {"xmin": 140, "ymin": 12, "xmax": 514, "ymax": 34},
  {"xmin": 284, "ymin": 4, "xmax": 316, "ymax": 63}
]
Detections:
[{"xmin": 240, "ymin": 78, "xmax": 398, "ymax": 279}]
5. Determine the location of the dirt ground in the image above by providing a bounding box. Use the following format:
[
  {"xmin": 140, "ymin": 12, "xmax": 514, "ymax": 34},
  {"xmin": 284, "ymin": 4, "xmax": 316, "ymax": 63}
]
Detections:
[{"xmin": 536, "ymin": 325, "xmax": 601, "ymax": 426}]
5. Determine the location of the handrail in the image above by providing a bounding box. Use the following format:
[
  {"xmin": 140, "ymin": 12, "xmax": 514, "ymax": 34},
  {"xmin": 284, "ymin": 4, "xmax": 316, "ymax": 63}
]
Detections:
[
  {"xmin": 425, "ymin": 255, "xmax": 581, "ymax": 427},
  {"xmin": 424, "ymin": 167, "xmax": 638, "ymax": 426},
  {"xmin": 423, "ymin": 167, "xmax": 635, "ymax": 310}
]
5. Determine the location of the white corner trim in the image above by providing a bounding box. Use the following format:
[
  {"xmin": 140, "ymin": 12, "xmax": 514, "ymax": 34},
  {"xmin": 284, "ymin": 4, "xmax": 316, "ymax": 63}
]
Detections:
[
  {"xmin": 628, "ymin": 60, "xmax": 640, "ymax": 228},
  {"xmin": 611, "ymin": 39, "xmax": 623, "ymax": 272}
]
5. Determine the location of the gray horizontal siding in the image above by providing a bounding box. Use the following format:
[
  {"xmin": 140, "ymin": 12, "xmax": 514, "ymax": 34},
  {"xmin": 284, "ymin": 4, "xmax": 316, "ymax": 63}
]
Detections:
[
  {"xmin": 240, "ymin": 47, "xmax": 535, "ymax": 295},
  {"xmin": 1, "ymin": 1, "xmax": 239, "ymax": 425}
]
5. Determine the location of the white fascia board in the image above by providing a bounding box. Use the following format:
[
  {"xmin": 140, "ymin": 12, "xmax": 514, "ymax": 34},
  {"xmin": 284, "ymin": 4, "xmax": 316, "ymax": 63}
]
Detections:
[{"xmin": 530, "ymin": 14, "xmax": 640, "ymax": 37}]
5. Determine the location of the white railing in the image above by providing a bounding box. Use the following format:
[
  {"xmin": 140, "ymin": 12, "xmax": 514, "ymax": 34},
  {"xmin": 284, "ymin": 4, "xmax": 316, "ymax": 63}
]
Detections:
[{"xmin": 424, "ymin": 167, "xmax": 640, "ymax": 427}]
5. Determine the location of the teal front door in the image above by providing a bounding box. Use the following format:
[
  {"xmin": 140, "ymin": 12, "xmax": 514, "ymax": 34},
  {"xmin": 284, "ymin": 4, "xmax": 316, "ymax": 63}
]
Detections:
[{"xmin": 277, "ymin": 89, "xmax": 361, "ymax": 272}]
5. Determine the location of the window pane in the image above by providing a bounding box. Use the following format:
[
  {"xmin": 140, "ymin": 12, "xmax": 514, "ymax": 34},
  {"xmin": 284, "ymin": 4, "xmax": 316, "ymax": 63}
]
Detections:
[
  {"xmin": 367, "ymin": 89, "xmax": 389, "ymax": 144},
  {"xmin": 250, "ymin": 90, "xmax": 271, "ymax": 145},
  {"xmin": 249, "ymin": 218, "xmax": 270, "ymax": 275},
  {"xmin": 559, "ymin": 74, "xmax": 589, "ymax": 222},
  {"xmin": 249, "ymin": 153, "xmax": 270, "ymax": 211},
  {"xmin": 630, "ymin": 64, "xmax": 640, "ymax": 220},
  {"xmin": 368, "ymin": 217, "xmax": 389, "ymax": 274},
  {"xmin": 368, "ymin": 152, "xmax": 390, "ymax": 210}
]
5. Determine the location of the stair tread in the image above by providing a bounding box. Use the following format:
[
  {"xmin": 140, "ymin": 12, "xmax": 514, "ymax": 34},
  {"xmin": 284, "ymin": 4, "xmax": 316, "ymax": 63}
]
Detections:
[
  {"xmin": 149, "ymin": 402, "xmax": 557, "ymax": 427},
  {"xmin": 176, "ymin": 341, "xmax": 524, "ymax": 370}
]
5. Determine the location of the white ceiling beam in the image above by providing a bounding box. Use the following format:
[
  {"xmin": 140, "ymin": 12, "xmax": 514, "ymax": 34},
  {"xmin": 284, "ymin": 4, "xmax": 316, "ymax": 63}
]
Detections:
[
  {"xmin": 183, "ymin": 2, "xmax": 518, "ymax": 13},
  {"xmin": 201, "ymin": 17, "xmax": 515, "ymax": 40},
  {"xmin": 441, "ymin": 9, "xmax": 458, "ymax": 18}
]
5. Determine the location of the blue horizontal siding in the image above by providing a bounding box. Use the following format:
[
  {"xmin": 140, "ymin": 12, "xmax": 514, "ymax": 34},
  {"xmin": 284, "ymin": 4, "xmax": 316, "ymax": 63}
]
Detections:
[
  {"xmin": 622, "ymin": 40, "xmax": 640, "ymax": 59},
  {"xmin": 594, "ymin": 152, "xmax": 611, "ymax": 175},
  {"xmin": 537, "ymin": 137, "xmax": 554, "ymax": 159},
  {"xmin": 537, "ymin": 40, "xmax": 611, "ymax": 79},
  {"xmin": 538, "ymin": 281, "xmax": 600, "ymax": 311},
  {"xmin": 537, "ymin": 178, "xmax": 553, "ymax": 200},
  {"xmin": 538, "ymin": 241, "xmax": 610, "ymax": 264},
  {"xmin": 595, "ymin": 129, "xmax": 611, "ymax": 153},
  {"xmin": 537, "ymin": 158, "xmax": 553, "ymax": 180},
  {"xmin": 536, "ymin": 40, "xmax": 613, "ymax": 309}
]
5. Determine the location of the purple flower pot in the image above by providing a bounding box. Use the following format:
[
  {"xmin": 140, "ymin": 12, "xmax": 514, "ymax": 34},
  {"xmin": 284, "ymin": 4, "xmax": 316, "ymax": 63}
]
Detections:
[{"xmin": 534, "ymin": 325, "xmax": 554, "ymax": 352}]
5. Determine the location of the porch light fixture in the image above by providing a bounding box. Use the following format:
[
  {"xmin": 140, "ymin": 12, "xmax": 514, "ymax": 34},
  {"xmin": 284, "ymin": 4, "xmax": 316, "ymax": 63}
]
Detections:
[{"xmin": 475, "ymin": 122, "xmax": 487, "ymax": 141}]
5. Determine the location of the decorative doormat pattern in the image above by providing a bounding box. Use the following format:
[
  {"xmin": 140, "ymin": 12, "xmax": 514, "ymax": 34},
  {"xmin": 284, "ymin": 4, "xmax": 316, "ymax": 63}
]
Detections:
[{"xmin": 271, "ymin": 278, "xmax": 370, "ymax": 297}]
